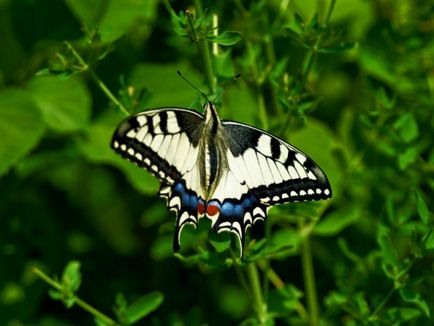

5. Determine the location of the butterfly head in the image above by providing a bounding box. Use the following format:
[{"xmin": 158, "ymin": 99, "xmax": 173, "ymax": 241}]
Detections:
[{"xmin": 204, "ymin": 101, "xmax": 221, "ymax": 126}]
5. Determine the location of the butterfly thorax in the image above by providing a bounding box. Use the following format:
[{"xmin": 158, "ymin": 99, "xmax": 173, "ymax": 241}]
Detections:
[{"xmin": 198, "ymin": 102, "xmax": 229, "ymax": 200}]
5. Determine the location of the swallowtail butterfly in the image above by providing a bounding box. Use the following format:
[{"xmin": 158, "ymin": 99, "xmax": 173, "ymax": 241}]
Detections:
[{"xmin": 111, "ymin": 102, "xmax": 332, "ymax": 256}]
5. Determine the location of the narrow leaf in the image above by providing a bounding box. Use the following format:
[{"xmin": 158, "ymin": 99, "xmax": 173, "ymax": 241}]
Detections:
[
  {"xmin": 126, "ymin": 292, "xmax": 164, "ymax": 323},
  {"xmin": 399, "ymin": 288, "xmax": 430, "ymax": 317},
  {"xmin": 414, "ymin": 190, "xmax": 430, "ymax": 225},
  {"xmin": 208, "ymin": 31, "xmax": 242, "ymax": 46}
]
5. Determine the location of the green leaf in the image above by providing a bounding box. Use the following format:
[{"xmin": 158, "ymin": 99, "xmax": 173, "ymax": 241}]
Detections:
[
  {"xmin": 399, "ymin": 288, "xmax": 431, "ymax": 317},
  {"xmin": 313, "ymin": 206, "xmax": 361, "ymax": 236},
  {"xmin": 128, "ymin": 63, "xmax": 205, "ymax": 108},
  {"xmin": 126, "ymin": 292, "xmax": 164, "ymax": 323},
  {"xmin": 0, "ymin": 89, "xmax": 45, "ymax": 177},
  {"xmin": 398, "ymin": 146, "xmax": 418, "ymax": 169},
  {"xmin": 386, "ymin": 307, "xmax": 421, "ymax": 322},
  {"xmin": 62, "ymin": 261, "xmax": 82, "ymax": 294},
  {"xmin": 213, "ymin": 50, "xmax": 235, "ymax": 78},
  {"xmin": 27, "ymin": 76, "xmax": 91, "ymax": 133},
  {"xmin": 208, "ymin": 31, "xmax": 242, "ymax": 46},
  {"xmin": 209, "ymin": 231, "xmax": 231, "ymax": 254},
  {"xmin": 64, "ymin": 0, "xmax": 158, "ymax": 42},
  {"xmin": 78, "ymin": 113, "xmax": 158, "ymax": 194},
  {"xmin": 393, "ymin": 112, "xmax": 419, "ymax": 143},
  {"xmin": 319, "ymin": 42, "xmax": 358, "ymax": 53},
  {"xmin": 377, "ymin": 226, "xmax": 399, "ymax": 278},
  {"xmin": 425, "ymin": 232, "xmax": 434, "ymax": 251},
  {"xmin": 414, "ymin": 190, "xmax": 430, "ymax": 225}
]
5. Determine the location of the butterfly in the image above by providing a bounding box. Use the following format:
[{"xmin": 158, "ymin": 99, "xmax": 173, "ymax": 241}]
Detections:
[{"xmin": 111, "ymin": 101, "xmax": 332, "ymax": 257}]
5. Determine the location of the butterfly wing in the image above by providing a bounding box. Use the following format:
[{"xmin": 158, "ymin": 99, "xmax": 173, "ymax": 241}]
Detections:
[
  {"xmin": 206, "ymin": 121, "xmax": 332, "ymax": 255},
  {"xmin": 111, "ymin": 108, "xmax": 205, "ymax": 250}
]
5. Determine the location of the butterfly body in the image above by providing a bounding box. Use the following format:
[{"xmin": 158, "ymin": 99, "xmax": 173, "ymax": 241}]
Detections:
[{"xmin": 112, "ymin": 102, "xmax": 331, "ymax": 256}]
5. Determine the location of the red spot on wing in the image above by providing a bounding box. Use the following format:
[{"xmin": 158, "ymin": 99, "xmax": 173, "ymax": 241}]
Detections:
[
  {"xmin": 197, "ymin": 201, "xmax": 205, "ymax": 215},
  {"xmin": 206, "ymin": 204, "xmax": 220, "ymax": 216}
]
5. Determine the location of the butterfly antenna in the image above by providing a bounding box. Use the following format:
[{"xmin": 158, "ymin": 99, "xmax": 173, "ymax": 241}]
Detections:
[
  {"xmin": 212, "ymin": 73, "xmax": 242, "ymax": 104},
  {"xmin": 177, "ymin": 70, "xmax": 210, "ymax": 103}
]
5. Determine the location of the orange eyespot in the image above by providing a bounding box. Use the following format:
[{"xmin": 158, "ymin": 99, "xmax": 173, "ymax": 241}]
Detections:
[
  {"xmin": 197, "ymin": 202, "xmax": 205, "ymax": 215},
  {"xmin": 206, "ymin": 204, "xmax": 219, "ymax": 216}
]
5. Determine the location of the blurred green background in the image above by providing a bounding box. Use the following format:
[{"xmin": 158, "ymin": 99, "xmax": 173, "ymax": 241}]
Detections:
[{"xmin": 0, "ymin": 0, "xmax": 433, "ymax": 325}]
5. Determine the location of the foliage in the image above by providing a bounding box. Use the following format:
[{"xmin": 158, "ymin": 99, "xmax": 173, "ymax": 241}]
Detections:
[{"xmin": 0, "ymin": 0, "xmax": 433, "ymax": 325}]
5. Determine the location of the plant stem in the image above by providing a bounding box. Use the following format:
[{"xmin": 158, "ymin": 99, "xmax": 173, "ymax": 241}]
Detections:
[
  {"xmin": 246, "ymin": 263, "xmax": 267, "ymax": 324},
  {"xmin": 301, "ymin": 233, "xmax": 319, "ymax": 326},
  {"xmin": 32, "ymin": 267, "xmax": 118, "ymax": 326},
  {"xmin": 188, "ymin": 0, "xmax": 217, "ymax": 94},
  {"xmin": 370, "ymin": 287, "xmax": 396, "ymax": 319},
  {"xmin": 64, "ymin": 41, "xmax": 129, "ymax": 117},
  {"xmin": 246, "ymin": 41, "xmax": 269, "ymax": 129},
  {"xmin": 301, "ymin": 0, "xmax": 337, "ymax": 84}
]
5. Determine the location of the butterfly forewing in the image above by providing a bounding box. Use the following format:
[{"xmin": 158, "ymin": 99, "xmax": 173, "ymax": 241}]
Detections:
[
  {"xmin": 222, "ymin": 121, "xmax": 332, "ymax": 205},
  {"xmin": 112, "ymin": 108, "xmax": 203, "ymax": 183}
]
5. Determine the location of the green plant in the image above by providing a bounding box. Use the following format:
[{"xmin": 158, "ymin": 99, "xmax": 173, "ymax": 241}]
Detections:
[{"xmin": 0, "ymin": 0, "xmax": 433, "ymax": 325}]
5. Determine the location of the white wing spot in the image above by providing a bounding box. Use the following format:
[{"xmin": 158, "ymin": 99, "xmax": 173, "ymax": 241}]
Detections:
[
  {"xmin": 278, "ymin": 145, "xmax": 289, "ymax": 162},
  {"xmin": 244, "ymin": 212, "xmax": 252, "ymax": 225},
  {"xmin": 135, "ymin": 153, "xmax": 143, "ymax": 161},
  {"xmin": 276, "ymin": 162, "xmax": 291, "ymax": 180},
  {"xmin": 136, "ymin": 115, "xmax": 147, "ymax": 126},
  {"xmin": 294, "ymin": 161, "xmax": 308, "ymax": 178},
  {"xmin": 113, "ymin": 141, "xmax": 119, "ymax": 148},
  {"xmin": 258, "ymin": 154, "xmax": 273, "ymax": 186},
  {"xmin": 144, "ymin": 158, "xmax": 151, "ymax": 166},
  {"xmin": 288, "ymin": 165, "xmax": 299, "ymax": 179},
  {"xmin": 267, "ymin": 158, "xmax": 283, "ymax": 183},
  {"xmin": 307, "ymin": 171, "xmax": 317, "ymax": 180},
  {"xmin": 308, "ymin": 189, "xmax": 314, "ymax": 195},
  {"xmin": 127, "ymin": 148, "xmax": 135, "ymax": 156},
  {"xmin": 282, "ymin": 193, "xmax": 289, "ymax": 199},
  {"xmin": 169, "ymin": 196, "xmax": 181, "ymax": 209},
  {"xmin": 179, "ymin": 211, "xmax": 190, "ymax": 225},
  {"xmin": 160, "ymin": 186, "xmax": 171, "ymax": 195},
  {"xmin": 150, "ymin": 135, "xmax": 164, "ymax": 152},
  {"xmin": 300, "ymin": 190, "xmax": 307, "ymax": 196},
  {"xmin": 135, "ymin": 125, "xmax": 148, "ymax": 141},
  {"xmin": 290, "ymin": 191, "xmax": 297, "ymax": 197},
  {"xmin": 151, "ymin": 165, "xmax": 158, "ymax": 172},
  {"xmin": 272, "ymin": 195, "xmax": 280, "ymax": 201},
  {"xmin": 120, "ymin": 144, "xmax": 127, "ymax": 151},
  {"xmin": 243, "ymin": 149, "xmax": 263, "ymax": 187},
  {"xmin": 158, "ymin": 135, "xmax": 172, "ymax": 159},
  {"xmin": 153, "ymin": 114, "xmax": 161, "ymax": 133},
  {"xmin": 219, "ymin": 221, "xmax": 231, "ymax": 228},
  {"xmin": 257, "ymin": 135, "xmax": 273, "ymax": 157},
  {"xmin": 295, "ymin": 153, "xmax": 307, "ymax": 164},
  {"xmin": 253, "ymin": 207, "xmax": 265, "ymax": 218},
  {"xmin": 316, "ymin": 188, "xmax": 322, "ymax": 194},
  {"xmin": 143, "ymin": 133, "xmax": 153, "ymax": 146},
  {"xmin": 166, "ymin": 111, "xmax": 181, "ymax": 133},
  {"xmin": 126, "ymin": 129, "xmax": 136, "ymax": 138},
  {"xmin": 324, "ymin": 189, "xmax": 331, "ymax": 196}
]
